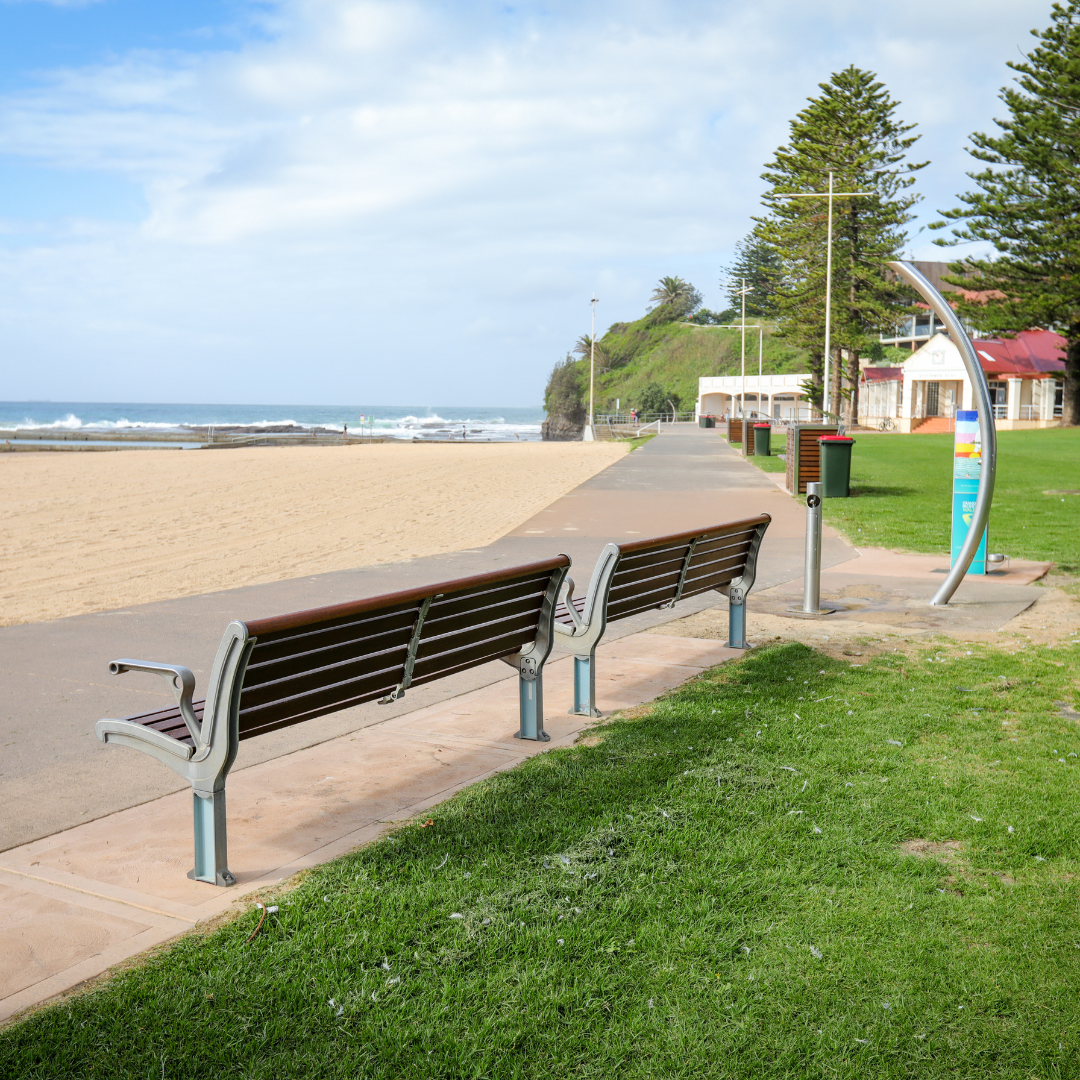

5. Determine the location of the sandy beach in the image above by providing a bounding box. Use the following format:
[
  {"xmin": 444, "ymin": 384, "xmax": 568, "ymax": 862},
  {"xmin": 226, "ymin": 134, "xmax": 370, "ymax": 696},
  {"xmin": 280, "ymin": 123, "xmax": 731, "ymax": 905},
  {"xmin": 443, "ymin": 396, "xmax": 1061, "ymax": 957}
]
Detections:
[{"xmin": 0, "ymin": 442, "xmax": 625, "ymax": 626}]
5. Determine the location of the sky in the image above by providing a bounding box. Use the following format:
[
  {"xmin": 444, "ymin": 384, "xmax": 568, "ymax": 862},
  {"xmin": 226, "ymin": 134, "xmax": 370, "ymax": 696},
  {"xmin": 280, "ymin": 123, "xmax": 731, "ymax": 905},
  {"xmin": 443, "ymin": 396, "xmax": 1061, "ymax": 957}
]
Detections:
[{"xmin": 0, "ymin": 0, "xmax": 1050, "ymax": 407}]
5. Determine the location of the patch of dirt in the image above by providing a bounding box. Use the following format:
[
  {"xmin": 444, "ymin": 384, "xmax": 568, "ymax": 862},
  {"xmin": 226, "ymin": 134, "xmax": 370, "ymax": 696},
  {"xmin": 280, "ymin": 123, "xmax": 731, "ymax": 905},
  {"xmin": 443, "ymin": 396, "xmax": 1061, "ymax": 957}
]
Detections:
[
  {"xmin": 899, "ymin": 839, "xmax": 966, "ymax": 862},
  {"xmin": 575, "ymin": 734, "xmax": 604, "ymax": 747}
]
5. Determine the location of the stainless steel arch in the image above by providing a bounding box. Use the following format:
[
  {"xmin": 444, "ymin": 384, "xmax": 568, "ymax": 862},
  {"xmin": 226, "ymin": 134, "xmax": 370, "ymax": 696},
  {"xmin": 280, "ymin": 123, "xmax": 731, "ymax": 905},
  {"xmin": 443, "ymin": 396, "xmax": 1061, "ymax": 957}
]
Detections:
[{"xmin": 886, "ymin": 260, "xmax": 997, "ymax": 606}]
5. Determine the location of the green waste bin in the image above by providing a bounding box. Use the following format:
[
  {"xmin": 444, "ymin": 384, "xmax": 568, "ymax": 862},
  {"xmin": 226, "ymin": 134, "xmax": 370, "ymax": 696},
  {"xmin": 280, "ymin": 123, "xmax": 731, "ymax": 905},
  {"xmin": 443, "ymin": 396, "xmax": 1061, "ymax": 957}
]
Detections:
[
  {"xmin": 698, "ymin": 415, "xmax": 715, "ymax": 429},
  {"xmin": 753, "ymin": 423, "xmax": 771, "ymax": 456},
  {"xmin": 818, "ymin": 435, "xmax": 855, "ymax": 497}
]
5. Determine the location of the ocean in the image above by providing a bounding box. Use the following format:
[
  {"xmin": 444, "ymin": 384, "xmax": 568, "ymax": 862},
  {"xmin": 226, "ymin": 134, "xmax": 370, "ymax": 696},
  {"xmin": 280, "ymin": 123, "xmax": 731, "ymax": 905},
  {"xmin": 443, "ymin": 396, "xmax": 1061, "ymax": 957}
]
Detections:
[{"xmin": 0, "ymin": 402, "xmax": 545, "ymax": 443}]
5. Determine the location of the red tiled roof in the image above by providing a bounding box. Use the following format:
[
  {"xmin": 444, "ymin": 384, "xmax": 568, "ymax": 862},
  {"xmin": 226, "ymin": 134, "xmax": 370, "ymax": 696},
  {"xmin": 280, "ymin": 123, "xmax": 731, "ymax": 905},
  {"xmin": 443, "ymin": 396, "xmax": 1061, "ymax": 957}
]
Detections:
[{"xmin": 975, "ymin": 329, "xmax": 1066, "ymax": 376}]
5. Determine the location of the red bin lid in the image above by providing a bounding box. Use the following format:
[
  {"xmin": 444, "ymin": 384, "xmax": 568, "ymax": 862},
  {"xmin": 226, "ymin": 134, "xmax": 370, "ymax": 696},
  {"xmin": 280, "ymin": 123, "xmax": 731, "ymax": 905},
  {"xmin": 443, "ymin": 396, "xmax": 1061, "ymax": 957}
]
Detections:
[
  {"xmin": 753, "ymin": 422, "xmax": 771, "ymax": 428},
  {"xmin": 818, "ymin": 435, "xmax": 854, "ymax": 443}
]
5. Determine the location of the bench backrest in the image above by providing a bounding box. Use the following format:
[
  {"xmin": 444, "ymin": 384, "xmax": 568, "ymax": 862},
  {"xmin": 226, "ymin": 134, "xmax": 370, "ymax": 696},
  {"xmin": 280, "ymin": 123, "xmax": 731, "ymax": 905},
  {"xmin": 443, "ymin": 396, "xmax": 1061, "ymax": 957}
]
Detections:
[
  {"xmin": 235, "ymin": 557, "xmax": 569, "ymax": 740},
  {"xmin": 605, "ymin": 515, "xmax": 770, "ymax": 622}
]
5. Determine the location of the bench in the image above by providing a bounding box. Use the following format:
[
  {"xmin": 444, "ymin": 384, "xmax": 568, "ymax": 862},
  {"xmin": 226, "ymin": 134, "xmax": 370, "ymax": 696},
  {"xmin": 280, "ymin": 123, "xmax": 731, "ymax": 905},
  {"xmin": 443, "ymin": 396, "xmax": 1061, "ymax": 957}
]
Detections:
[
  {"xmin": 95, "ymin": 557, "xmax": 569, "ymax": 886},
  {"xmin": 553, "ymin": 515, "xmax": 771, "ymax": 717}
]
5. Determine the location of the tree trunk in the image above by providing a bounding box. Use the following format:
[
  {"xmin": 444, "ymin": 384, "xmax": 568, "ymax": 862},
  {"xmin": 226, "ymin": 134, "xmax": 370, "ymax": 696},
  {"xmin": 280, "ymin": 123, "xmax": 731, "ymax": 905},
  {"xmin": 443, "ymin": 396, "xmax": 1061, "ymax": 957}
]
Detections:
[
  {"xmin": 845, "ymin": 348, "xmax": 860, "ymax": 427},
  {"xmin": 830, "ymin": 346, "xmax": 843, "ymax": 422},
  {"xmin": 1064, "ymin": 329, "xmax": 1080, "ymax": 427}
]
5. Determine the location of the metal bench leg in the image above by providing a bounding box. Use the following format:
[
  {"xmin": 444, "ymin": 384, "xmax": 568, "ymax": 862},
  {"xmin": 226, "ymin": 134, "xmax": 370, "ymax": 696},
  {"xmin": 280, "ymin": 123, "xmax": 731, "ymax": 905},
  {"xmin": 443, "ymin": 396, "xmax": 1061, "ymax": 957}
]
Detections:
[
  {"xmin": 516, "ymin": 672, "xmax": 550, "ymax": 742},
  {"xmin": 725, "ymin": 588, "xmax": 749, "ymax": 650},
  {"xmin": 189, "ymin": 788, "xmax": 236, "ymax": 886},
  {"xmin": 569, "ymin": 653, "xmax": 602, "ymax": 717}
]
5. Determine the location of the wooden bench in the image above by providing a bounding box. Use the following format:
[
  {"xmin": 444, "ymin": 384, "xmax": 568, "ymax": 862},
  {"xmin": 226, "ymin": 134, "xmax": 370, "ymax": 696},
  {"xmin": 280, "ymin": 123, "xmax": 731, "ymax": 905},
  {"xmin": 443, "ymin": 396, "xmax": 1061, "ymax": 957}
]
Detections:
[
  {"xmin": 95, "ymin": 557, "xmax": 569, "ymax": 886},
  {"xmin": 553, "ymin": 516, "xmax": 770, "ymax": 717}
]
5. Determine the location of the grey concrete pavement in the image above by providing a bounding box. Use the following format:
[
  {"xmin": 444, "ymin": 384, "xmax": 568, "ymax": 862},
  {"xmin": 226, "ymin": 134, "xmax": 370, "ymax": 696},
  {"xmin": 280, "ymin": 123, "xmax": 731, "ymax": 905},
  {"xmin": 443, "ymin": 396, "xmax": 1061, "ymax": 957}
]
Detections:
[{"xmin": 3, "ymin": 425, "xmax": 838, "ymax": 850}]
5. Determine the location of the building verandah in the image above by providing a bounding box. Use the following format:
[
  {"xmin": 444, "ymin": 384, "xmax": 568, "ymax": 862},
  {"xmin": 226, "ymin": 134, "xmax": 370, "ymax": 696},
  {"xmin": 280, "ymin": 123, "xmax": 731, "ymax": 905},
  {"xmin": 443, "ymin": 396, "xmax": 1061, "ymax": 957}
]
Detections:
[
  {"xmin": 697, "ymin": 373, "xmax": 814, "ymax": 422},
  {"xmin": 857, "ymin": 330, "xmax": 1065, "ymax": 432}
]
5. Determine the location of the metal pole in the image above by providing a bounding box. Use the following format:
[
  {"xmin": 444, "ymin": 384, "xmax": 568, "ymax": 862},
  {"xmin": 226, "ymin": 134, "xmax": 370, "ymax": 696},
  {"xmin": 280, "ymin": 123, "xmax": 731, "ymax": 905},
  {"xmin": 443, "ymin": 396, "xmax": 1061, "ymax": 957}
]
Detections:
[
  {"xmin": 823, "ymin": 171, "xmax": 834, "ymax": 421},
  {"xmin": 887, "ymin": 260, "xmax": 997, "ymax": 606},
  {"xmin": 787, "ymin": 482, "xmax": 831, "ymax": 616},
  {"xmin": 586, "ymin": 295, "xmax": 597, "ymax": 441},
  {"xmin": 740, "ymin": 278, "xmax": 747, "ymax": 419}
]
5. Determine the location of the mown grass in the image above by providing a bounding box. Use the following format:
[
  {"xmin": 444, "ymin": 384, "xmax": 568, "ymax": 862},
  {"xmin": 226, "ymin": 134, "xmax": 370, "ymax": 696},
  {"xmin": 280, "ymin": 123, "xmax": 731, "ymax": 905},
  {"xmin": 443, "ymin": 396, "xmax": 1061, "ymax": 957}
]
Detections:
[
  {"xmin": 748, "ymin": 429, "xmax": 1079, "ymax": 569},
  {"xmin": 4, "ymin": 639, "xmax": 1080, "ymax": 1078}
]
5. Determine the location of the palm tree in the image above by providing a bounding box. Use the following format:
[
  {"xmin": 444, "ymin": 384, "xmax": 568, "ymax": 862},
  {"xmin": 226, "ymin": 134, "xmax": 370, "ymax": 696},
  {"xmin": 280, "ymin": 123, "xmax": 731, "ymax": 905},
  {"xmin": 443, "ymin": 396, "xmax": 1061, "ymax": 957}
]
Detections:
[
  {"xmin": 648, "ymin": 277, "xmax": 703, "ymax": 319},
  {"xmin": 649, "ymin": 276, "xmax": 693, "ymax": 308},
  {"xmin": 573, "ymin": 334, "xmax": 608, "ymax": 371}
]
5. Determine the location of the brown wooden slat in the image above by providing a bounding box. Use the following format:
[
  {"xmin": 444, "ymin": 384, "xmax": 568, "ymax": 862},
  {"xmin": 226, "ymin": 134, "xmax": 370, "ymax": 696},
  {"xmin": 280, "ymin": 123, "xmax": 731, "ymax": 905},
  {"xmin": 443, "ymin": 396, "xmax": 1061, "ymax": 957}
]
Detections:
[
  {"xmin": 616, "ymin": 516, "xmax": 769, "ymax": 557},
  {"xmin": 238, "ymin": 664, "xmax": 403, "ymax": 734},
  {"xmin": 424, "ymin": 574, "xmax": 552, "ymax": 623},
  {"xmin": 244, "ymin": 625, "xmax": 414, "ymax": 688},
  {"xmin": 238, "ymin": 648, "xmax": 410, "ymax": 713},
  {"xmin": 422, "ymin": 590, "xmax": 544, "ymax": 638},
  {"xmin": 411, "ymin": 634, "xmax": 532, "ymax": 682},
  {"xmin": 118, "ymin": 700, "xmax": 205, "ymax": 747},
  {"xmin": 611, "ymin": 554, "xmax": 687, "ymax": 591},
  {"xmin": 420, "ymin": 606, "xmax": 540, "ymax": 654},
  {"xmin": 244, "ymin": 556, "xmax": 569, "ymax": 637},
  {"xmin": 248, "ymin": 605, "xmax": 418, "ymax": 665}
]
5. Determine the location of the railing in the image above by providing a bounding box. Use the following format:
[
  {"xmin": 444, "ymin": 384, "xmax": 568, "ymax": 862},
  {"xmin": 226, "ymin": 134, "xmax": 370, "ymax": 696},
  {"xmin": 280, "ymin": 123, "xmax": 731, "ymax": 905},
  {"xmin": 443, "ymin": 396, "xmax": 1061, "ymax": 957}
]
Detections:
[{"xmin": 992, "ymin": 404, "xmax": 1007, "ymax": 419}]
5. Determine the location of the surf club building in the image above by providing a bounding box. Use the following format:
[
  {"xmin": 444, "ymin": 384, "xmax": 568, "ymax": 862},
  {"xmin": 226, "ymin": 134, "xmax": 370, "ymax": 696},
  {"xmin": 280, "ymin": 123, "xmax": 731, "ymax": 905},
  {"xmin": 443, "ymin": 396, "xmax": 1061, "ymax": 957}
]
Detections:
[
  {"xmin": 695, "ymin": 372, "xmax": 814, "ymax": 423},
  {"xmin": 858, "ymin": 329, "xmax": 1066, "ymax": 432}
]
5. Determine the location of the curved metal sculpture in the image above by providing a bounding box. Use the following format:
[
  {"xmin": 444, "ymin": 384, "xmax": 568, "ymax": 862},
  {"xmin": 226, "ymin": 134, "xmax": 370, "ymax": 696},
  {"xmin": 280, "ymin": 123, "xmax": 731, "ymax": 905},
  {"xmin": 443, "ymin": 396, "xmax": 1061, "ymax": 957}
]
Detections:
[{"xmin": 886, "ymin": 261, "xmax": 997, "ymax": 606}]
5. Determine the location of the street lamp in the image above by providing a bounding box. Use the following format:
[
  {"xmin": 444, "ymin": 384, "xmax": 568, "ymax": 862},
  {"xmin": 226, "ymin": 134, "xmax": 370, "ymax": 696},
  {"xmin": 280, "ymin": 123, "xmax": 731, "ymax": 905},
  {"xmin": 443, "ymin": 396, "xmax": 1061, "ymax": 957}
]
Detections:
[
  {"xmin": 770, "ymin": 172, "xmax": 871, "ymax": 420},
  {"xmin": 583, "ymin": 294, "xmax": 598, "ymax": 442},
  {"xmin": 736, "ymin": 277, "xmax": 753, "ymax": 419}
]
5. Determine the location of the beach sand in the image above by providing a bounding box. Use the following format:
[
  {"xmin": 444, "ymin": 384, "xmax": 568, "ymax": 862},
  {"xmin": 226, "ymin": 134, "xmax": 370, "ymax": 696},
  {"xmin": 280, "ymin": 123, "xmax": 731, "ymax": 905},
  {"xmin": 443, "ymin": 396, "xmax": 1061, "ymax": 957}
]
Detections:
[{"xmin": 0, "ymin": 442, "xmax": 625, "ymax": 626}]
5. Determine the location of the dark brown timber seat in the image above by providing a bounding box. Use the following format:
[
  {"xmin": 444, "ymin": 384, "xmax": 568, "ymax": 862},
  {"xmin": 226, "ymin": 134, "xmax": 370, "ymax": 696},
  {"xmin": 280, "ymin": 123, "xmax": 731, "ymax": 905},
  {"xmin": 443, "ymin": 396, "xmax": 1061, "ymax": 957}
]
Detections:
[
  {"xmin": 95, "ymin": 556, "xmax": 569, "ymax": 886},
  {"xmin": 552, "ymin": 515, "xmax": 770, "ymax": 716}
]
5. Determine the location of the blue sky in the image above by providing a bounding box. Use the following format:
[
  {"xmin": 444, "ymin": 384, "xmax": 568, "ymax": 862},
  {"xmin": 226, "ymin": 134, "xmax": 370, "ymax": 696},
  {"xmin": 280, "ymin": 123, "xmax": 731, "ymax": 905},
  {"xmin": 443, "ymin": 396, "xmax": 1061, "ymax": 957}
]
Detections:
[{"xmin": 0, "ymin": 0, "xmax": 1049, "ymax": 406}]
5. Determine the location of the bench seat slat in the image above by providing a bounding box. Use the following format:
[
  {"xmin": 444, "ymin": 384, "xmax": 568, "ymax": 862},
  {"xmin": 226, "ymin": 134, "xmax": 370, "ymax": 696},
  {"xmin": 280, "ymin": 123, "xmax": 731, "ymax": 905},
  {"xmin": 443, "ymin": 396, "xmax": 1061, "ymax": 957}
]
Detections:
[{"xmin": 118, "ymin": 700, "xmax": 205, "ymax": 747}]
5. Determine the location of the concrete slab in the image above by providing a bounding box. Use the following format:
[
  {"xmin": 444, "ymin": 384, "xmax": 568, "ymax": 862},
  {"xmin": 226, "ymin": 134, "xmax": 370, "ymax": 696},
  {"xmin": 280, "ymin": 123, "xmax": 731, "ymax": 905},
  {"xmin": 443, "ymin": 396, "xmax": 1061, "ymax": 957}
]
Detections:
[
  {"xmin": 830, "ymin": 546, "xmax": 1052, "ymax": 587},
  {"xmin": 0, "ymin": 629, "xmax": 740, "ymax": 1022}
]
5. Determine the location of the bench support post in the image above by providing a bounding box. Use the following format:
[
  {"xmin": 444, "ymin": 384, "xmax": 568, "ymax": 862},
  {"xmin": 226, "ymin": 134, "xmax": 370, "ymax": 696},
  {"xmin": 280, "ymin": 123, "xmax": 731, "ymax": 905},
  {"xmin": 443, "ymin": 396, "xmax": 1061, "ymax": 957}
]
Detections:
[
  {"xmin": 189, "ymin": 789, "xmax": 235, "ymax": 887},
  {"xmin": 516, "ymin": 673, "xmax": 550, "ymax": 742},
  {"xmin": 569, "ymin": 653, "xmax": 602, "ymax": 717},
  {"xmin": 725, "ymin": 588, "xmax": 749, "ymax": 650}
]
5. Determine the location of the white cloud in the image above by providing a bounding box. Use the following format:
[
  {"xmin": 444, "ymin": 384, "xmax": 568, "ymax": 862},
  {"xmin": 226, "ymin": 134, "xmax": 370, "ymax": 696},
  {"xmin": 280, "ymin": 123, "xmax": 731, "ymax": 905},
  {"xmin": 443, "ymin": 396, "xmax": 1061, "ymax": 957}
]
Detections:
[{"xmin": 0, "ymin": 0, "xmax": 1045, "ymax": 404}]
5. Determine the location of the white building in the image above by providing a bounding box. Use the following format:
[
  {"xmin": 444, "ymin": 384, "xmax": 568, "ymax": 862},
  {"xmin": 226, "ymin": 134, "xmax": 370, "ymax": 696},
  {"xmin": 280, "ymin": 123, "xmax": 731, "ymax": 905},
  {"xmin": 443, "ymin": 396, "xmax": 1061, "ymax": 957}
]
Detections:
[
  {"xmin": 858, "ymin": 329, "xmax": 1065, "ymax": 432},
  {"xmin": 696, "ymin": 372, "xmax": 813, "ymax": 422}
]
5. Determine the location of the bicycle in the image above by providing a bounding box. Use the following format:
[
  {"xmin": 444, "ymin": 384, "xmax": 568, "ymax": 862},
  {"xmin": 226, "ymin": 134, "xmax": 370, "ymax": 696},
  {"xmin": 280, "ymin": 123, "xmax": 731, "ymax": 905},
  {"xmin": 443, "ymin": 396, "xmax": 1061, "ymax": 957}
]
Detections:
[{"xmin": 877, "ymin": 417, "xmax": 896, "ymax": 432}]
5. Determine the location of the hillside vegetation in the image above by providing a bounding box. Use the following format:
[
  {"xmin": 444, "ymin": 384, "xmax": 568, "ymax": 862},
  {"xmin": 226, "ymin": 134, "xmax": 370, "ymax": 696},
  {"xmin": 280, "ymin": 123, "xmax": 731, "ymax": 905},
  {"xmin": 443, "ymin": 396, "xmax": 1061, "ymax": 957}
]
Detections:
[{"xmin": 592, "ymin": 318, "xmax": 808, "ymax": 412}]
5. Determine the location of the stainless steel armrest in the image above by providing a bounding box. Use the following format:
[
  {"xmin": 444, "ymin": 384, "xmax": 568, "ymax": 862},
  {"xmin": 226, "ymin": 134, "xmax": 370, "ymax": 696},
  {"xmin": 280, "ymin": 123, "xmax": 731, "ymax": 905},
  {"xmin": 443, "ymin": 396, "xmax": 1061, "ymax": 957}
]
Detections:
[
  {"xmin": 108, "ymin": 659, "xmax": 202, "ymax": 748},
  {"xmin": 561, "ymin": 576, "xmax": 584, "ymax": 633}
]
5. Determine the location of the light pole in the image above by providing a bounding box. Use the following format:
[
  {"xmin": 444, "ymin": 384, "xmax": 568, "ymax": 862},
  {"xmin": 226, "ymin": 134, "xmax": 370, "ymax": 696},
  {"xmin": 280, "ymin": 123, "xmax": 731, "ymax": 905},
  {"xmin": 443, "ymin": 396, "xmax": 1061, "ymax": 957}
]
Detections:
[
  {"xmin": 583, "ymin": 294, "xmax": 598, "ymax": 442},
  {"xmin": 771, "ymin": 172, "xmax": 871, "ymax": 420},
  {"xmin": 736, "ymin": 278, "xmax": 753, "ymax": 419}
]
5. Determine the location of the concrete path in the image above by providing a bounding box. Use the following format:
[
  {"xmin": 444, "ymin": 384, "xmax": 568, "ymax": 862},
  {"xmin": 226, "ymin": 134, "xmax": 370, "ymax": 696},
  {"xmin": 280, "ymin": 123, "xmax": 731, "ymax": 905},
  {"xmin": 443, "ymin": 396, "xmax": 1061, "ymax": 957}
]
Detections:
[{"xmin": 1, "ymin": 425, "xmax": 842, "ymax": 850}]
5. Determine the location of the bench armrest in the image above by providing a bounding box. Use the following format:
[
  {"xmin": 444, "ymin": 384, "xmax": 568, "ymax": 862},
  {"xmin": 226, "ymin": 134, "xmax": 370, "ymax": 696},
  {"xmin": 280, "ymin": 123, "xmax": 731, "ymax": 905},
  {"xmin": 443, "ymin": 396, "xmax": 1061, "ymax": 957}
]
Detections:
[
  {"xmin": 560, "ymin": 577, "xmax": 584, "ymax": 633},
  {"xmin": 107, "ymin": 659, "xmax": 203, "ymax": 749},
  {"xmin": 95, "ymin": 718, "xmax": 195, "ymax": 763}
]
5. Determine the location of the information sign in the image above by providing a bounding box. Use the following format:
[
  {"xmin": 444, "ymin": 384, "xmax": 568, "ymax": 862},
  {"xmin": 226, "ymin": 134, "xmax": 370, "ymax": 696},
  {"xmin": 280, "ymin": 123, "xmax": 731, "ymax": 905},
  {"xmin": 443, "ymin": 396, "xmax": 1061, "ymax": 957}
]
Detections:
[{"xmin": 951, "ymin": 410, "xmax": 988, "ymax": 574}]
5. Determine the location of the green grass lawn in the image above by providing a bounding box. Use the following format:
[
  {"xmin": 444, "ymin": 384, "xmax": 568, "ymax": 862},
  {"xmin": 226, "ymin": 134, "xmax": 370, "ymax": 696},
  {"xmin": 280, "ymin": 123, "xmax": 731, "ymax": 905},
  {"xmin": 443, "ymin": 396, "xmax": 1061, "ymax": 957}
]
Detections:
[
  {"xmin": 5, "ymin": 639, "xmax": 1080, "ymax": 1078},
  {"xmin": 751, "ymin": 429, "xmax": 1080, "ymax": 570}
]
